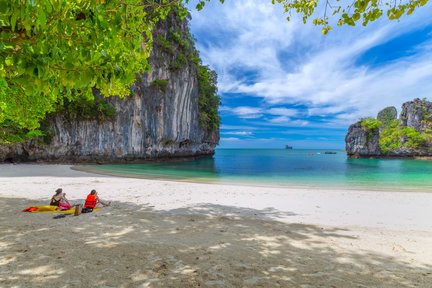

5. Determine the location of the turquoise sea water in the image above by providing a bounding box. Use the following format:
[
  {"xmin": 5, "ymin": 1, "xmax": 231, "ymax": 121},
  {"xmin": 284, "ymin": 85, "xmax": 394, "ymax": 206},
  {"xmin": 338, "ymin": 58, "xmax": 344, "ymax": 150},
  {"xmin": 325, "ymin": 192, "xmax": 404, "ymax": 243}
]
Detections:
[{"xmin": 84, "ymin": 149, "xmax": 432, "ymax": 191}]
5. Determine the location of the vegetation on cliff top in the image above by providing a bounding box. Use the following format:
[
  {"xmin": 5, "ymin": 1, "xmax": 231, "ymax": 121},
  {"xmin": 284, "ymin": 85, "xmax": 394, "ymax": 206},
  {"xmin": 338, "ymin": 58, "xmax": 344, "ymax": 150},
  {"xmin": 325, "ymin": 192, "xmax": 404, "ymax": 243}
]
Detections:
[
  {"xmin": 360, "ymin": 101, "xmax": 432, "ymax": 154},
  {"xmin": 152, "ymin": 8, "xmax": 220, "ymax": 132},
  {"xmin": 360, "ymin": 117, "xmax": 381, "ymax": 132},
  {"xmin": 360, "ymin": 117, "xmax": 380, "ymax": 143},
  {"xmin": 197, "ymin": 64, "xmax": 220, "ymax": 131},
  {"xmin": 379, "ymin": 120, "xmax": 425, "ymax": 153}
]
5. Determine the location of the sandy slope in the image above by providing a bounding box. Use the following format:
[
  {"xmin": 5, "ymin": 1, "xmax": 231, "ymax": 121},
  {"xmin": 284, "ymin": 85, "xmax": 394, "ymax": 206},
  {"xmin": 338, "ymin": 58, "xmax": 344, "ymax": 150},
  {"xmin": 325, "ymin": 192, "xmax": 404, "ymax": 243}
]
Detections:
[{"xmin": 0, "ymin": 164, "xmax": 431, "ymax": 287}]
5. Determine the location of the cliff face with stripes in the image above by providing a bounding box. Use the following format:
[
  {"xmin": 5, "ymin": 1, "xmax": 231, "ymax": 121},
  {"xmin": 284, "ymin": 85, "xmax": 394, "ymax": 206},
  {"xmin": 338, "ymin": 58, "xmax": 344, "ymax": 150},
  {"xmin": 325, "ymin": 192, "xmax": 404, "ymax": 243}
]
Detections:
[{"xmin": 0, "ymin": 14, "xmax": 219, "ymax": 163}]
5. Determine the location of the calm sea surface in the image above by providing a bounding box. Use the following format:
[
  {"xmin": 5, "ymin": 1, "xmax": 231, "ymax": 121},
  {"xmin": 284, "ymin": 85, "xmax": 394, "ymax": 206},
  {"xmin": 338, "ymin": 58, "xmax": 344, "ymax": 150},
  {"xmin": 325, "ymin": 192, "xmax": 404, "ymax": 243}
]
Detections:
[{"xmin": 84, "ymin": 149, "xmax": 432, "ymax": 191}]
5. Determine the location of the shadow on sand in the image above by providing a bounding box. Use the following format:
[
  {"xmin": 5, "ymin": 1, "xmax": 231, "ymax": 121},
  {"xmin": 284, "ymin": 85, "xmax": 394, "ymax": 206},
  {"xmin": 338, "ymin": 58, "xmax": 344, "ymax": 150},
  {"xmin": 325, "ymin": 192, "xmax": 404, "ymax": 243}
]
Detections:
[{"xmin": 0, "ymin": 197, "xmax": 431, "ymax": 287}]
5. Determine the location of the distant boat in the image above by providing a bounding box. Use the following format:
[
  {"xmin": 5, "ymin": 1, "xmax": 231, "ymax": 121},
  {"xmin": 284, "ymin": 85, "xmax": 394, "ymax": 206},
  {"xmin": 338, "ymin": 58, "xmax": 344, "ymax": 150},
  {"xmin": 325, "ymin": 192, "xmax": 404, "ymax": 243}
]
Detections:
[
  {"xmin": 285, "ymin": 145, "xmax": 293, "ymax": 149},
  {"xmin": 324, "ymin": 151, "xmax": 337, "ymax": 154}
]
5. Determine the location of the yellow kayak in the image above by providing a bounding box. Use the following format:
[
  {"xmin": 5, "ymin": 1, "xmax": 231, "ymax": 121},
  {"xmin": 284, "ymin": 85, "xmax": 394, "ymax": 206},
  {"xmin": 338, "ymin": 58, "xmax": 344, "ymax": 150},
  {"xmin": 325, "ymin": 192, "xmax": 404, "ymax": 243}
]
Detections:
[{"xmin": 23, "ymin": 205, "xmax": 98, "ymax": 213}]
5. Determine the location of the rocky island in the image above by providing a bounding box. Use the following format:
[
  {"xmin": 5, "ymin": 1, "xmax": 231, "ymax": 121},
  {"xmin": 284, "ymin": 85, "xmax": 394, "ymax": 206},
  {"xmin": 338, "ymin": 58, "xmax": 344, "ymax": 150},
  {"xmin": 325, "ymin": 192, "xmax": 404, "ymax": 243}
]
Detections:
[
  {"xmin": 346, "ymin": 98, "xmax": 432, "ymax": 158},
  {"xmin": 0, "ymin": 11, "xmax": 219, "ymax": 163}
]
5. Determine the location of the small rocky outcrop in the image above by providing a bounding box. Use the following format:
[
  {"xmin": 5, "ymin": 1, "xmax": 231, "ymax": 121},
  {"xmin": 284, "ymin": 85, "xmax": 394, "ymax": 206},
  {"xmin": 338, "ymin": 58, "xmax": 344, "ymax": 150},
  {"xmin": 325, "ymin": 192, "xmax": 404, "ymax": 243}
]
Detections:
[
  {"xmin": 377, "ymin": 106, "xmax": 397, "ymax": 126},
  {"xmin": 0, "ymin": 12, "xmax": 219, "ymax": 163},
  {"xmin": 346, "ymin": 98, "xmax": 432, "ymax": 158}
]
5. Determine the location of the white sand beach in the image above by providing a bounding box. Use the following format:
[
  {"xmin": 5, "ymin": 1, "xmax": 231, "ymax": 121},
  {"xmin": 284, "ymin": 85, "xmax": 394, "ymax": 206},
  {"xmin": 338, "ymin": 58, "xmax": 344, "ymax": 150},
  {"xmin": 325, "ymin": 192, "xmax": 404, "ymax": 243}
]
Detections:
[{"xmin": 0, "ymin": 164, "xmax": 431, "ymax": 287}]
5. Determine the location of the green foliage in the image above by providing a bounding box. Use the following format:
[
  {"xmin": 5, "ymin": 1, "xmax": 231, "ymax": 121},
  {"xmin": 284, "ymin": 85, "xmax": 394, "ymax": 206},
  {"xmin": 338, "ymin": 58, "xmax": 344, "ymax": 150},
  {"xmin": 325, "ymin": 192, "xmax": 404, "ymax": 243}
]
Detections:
[
  {"xmin": 189, "ymin": 0, "xmax": 429, "ymax": 34},
  {"xmin": 379, "ymin": 119, "xmax": 426, "ymax": 153},
  {"xmin": 360, "ymin": 117, "xmax": 381, "ymax": 132},
  {"xmin": 0, "ymin": 1, "xmax": 221, "ymax": 143},
  {"xmin": 169, "ymin": 53, "xmax": 189, "ymax": 71},
  {"xmin": 152, "ymin": 8, "xmax": 200, "ymax": 73},
  {"xmin": 191, "ymin": 0, "xmax": 226, "ymax": 11},
  {"xmin": 166, "ymin": 26, "xmax": 194, "ymax": 71},
  {"xmin": 379, "ymin": 119, "xmax": 402, "ymax": 153},
  {"xmin": 168, "ymin": 28, "xmax": 191, "ymax": 50},
  {"xmin": 420, "ymin": 109, "xmax": 432, "ymax": 145},
  {"xmin": 153, "ymin": 8, "xmax": 220, "ymax": 131},
  {"xmin": 377, "ymin": 106, "xmax": 397, "ymax": 127},
  {"xmin": 155, "ymin": 35, "xmax": 175, "ymax": 55},
  {"xmin": 0, "ymin": 120, "xmax": 44, "ymax": 144},
  {"xmin": 362, "ymin": 100, "xmax": 432, "ymax": 154},
  {"xmin": 150, "ymin": 79, "xmax": 169, "ymax": 93},
  {"xmin": 360, "ymin": 117, "xmax": 381, "ymax": 143},
  {"xmin": 422, "ymin": 128, "xmax": 432, "ymax": 147},
  {"xmin": 197, "ymin": 64, "xmax": 220, "ymax": 131},
  {"xmin": 0, "ymin": 0, "xmax": 185, "ymax": 136},
  {"xmin": 58, "ymin": 96, "xmax": 117, "ymax": 121},
  {"xmin": 402, "ymin": 127, "xmax": 425, "ymax": 149},
  {"xmin": 269, "ymin": 0, "xmax": 429, "ymax": 34}
]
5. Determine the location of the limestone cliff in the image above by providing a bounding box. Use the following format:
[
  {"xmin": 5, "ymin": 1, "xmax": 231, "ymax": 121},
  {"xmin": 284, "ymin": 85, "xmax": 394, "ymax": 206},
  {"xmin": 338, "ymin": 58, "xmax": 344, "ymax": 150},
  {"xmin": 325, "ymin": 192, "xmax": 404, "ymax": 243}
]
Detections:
[
  {"xmin": 0, "ymin": 13, "xmax": 219, "ymax": 163},
  {"xmin": 346, "ymin": 98, "xmax": 432, "ymax": 158},
  {"xmin": 345, "ymin": 122, "xmax": 381, "ymax": 157}
]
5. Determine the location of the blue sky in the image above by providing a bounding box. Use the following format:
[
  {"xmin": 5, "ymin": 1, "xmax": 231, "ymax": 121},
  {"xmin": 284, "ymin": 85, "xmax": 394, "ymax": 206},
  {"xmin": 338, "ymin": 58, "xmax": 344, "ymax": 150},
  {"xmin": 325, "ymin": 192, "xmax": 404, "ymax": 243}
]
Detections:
[{"xmin": 186, "ymin": 1, "xmax": 432, "ymax": 149}]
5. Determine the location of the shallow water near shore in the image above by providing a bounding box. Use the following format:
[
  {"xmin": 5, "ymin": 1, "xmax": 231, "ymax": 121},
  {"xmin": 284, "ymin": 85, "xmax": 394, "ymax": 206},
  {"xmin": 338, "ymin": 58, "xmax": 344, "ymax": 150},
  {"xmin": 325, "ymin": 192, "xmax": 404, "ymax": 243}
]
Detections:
[{"xmin": 81, "ymin": 149, "xmax": 432, "ymax": 191}]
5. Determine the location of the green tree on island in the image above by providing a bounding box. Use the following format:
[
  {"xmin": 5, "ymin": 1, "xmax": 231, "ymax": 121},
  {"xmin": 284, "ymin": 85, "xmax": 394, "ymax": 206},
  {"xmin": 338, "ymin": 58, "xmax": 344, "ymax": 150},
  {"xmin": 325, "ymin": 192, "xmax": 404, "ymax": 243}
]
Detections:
[{"xmin": 0, "ymin": 0, "xmax": 428, "ymax": 143}]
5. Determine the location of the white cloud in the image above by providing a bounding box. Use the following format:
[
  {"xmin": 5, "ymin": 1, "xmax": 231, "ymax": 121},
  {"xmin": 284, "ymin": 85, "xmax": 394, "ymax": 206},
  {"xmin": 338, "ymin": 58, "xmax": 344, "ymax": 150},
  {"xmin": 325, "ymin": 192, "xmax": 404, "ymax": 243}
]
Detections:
[
  {"xmin": 269, "ymin": 116, "xmax": 290, "ymax": 123},
  {"xmin": 268, "ymin": 117, "xmax": 309, "ymax": 126},
  {"xmin": 220, "ymin": 124, "xmax": 258, "ymax": 131},
  {"xmin": 220, "ymin": 137, "xmax": 241, "ymax": 141},
  {"xmin": 221, "ymin": 105, "xmax": 304, "ymax": 124},
  {"xmin": 232, "ymin": 106, "xmax": 262, "ymax": 118},
  {"xmin": 189, "ymin": 1, "xmax": 432, "ymax": 127},
  {"xmin": 281, "ymin": 129, "xmax": 346, "ymax": 136},
  {"xmin": 267, "ymin": 107, "xmax": 299, "ymax": 117},
  {"xmin": 224, "ymin": 131, "xmax": 253, "ymax": 136},
  {"xmin": 222, "ymin": 106, "xmax": 264, "ymax": 119},
  {"xmin": 189, "ymin": 0, "xmax": 297, "ymax": 91},
  {"xmin": 307, "ymin": 106, "xmax": 350, "ymax": 117}
]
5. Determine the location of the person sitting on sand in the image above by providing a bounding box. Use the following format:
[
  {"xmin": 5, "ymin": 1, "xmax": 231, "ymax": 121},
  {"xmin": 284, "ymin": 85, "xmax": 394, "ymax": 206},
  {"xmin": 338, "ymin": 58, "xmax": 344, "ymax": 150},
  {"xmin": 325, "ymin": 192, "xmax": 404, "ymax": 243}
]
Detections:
[
  {"xmin": 50, "ymin": 188, "xmax": 72, "ymax": 210},
  {"xmin": 50, "ymin": 188, "xmax": 63, "ymax": 206},
  {"xmin": 84, "ymin": 189, "xmax": 110, "ymax": 210}
]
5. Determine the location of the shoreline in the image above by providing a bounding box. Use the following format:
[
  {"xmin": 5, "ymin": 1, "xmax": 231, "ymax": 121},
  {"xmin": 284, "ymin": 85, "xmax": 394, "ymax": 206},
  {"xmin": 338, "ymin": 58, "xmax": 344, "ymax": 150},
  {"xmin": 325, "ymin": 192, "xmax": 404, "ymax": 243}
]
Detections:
[
  {"xmin": 1, "ymin": 164, "xmax": 431, "ymax": 287},
  {"xmin": 1, "ymin": 164, "xmax": 431, "ymax": 229},
  {"xmin": 72, "ymin": 164, "xmax": 432, "ymax": 193}
]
